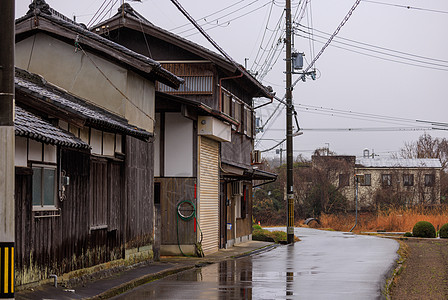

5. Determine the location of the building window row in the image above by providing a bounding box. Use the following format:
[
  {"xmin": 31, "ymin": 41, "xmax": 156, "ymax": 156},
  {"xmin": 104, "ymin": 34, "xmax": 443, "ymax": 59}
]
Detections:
[
  {"xmin": 338, "ymin": 173, "xmax": 437, "ymax": 188},
  {"xmin": 381, "ymin": 173, "xmax": 435, "ymax": 187}
]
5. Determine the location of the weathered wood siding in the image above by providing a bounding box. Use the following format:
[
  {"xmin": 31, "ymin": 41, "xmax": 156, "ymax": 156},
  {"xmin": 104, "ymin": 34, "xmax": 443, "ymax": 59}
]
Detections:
[
  {"xmin": 14, "ymin": 148, "xmax": 127, "ymax": 286},
  {"xmin": 125, "ymin": 136, "xmax": 155, "ymax": 249},
  {"xmin": 236, "ymin": 183, "xmax": 253, "ymax": 238},
  {"xmin": 154, "ymin": 178, "xmax": 196, "ymax": 245}
]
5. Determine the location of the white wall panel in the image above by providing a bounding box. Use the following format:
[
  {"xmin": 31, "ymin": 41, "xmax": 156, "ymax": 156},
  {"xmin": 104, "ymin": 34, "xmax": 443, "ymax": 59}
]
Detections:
[
  {"xmin": 164, "ymin": 112, "xmax": 193, "ymax": 177},
  {"xmin": 44, "ymin": 144, "xmax": 57, "ymax": 163},
  {"xmin": 28, "ymin": 139, "xmax": 42, "ymax": 161},
  {"xmin": 15, "ymin": 136, "xmax": 28, "ymax": 167}
]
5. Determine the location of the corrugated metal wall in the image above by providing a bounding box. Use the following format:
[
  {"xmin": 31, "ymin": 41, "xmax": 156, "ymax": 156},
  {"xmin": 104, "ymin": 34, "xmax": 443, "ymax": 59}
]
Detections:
[{"xmin": 198, "ymin": 136, "xmax": 219, "ymax": 254}]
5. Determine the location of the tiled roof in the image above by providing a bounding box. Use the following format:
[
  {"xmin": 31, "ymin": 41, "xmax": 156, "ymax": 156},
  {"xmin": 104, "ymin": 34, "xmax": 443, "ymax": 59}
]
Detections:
[
  {"xmin": 15, "ymin": 106, "xmax": 90, "ymax": 149},
  {"xmin": 356, "ymin": 158, "xmax": 442, "ymax": 168},
  {"xmin": 15, "ymin": 0, "xmax": 183, "ymax": 89},
  {"xmin": 15, "ymin": 68, "xmax": 151, "ymax": 140}
]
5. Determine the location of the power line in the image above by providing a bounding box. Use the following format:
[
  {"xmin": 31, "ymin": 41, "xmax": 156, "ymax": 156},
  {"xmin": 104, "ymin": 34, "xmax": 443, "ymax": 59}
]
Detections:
[
  {"xmin": 177, "ymin": 0, "xmax": 269, "ymax": 35},
  {"xmin": 257, "ymin": 0, "xmax": 362, "ymax": 146},
  {"xmin": 297, "ymin": 24, "xmax": 448, "ymax": 64},
  {"xmin": 170, "ymin": 0, "xmax": 247, "ymax": 31},
  {"xmin": 251, "ymin": 9, "xmax": 285, "ymax": 74},
  {"xmin": 266, "ymin": 127, "xmax": 436, "ymax": 132},
  {"xmin": 301, "ymin": 0, "xmax": 362, "ymax": 76},
  {"xmin": 296, "ymin": 33, "xmax": 448, "ymax": 72},
  {"xmin": 296, "ymin": 103, "xmax": 417, "ymax": 124},
  {"xmin": 362, "ymin": 0, "xmax": 448, "ymax": 15},
  {"xmin": 87, "ymin": 0, "xmax": 112, "ymax": 27},
  {"xmin": 295, "ymin": 28, "xmax": 448, "ymax": 70},
  {"xmin": 184, "ymin": 1, "xmax": 273, "ymax": 37},
  {"xmin": 250, "ymin": 1, "xmax": 275, "ymax": 73}
]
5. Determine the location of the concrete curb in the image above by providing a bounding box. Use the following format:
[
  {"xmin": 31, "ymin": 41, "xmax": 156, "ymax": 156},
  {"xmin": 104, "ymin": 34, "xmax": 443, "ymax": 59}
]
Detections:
[
  {"xmin": 87, "ymin": 264, "xmax": 196, "ymax": 300},
  {"xmin": 87, "ymin": 242, "xmax": 275, "ymax": 299},
  {"xmin": 381, "ymin": 238, "xmax": 406, "ymax": 300}
]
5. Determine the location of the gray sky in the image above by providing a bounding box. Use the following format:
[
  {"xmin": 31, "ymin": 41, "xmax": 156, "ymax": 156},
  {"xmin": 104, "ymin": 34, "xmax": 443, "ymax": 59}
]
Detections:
[{"xmin": 15, "ymin": 0, "xmax": 448, "ymax": 159}]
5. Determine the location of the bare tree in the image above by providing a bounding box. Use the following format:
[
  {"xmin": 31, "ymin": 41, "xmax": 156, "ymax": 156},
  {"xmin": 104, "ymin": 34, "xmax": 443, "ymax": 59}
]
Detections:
[
  {"xmin": 398, "ymin": 133, "xmax": 448, "ymax": 170},
  {"xmin": 397, "ymin": 133, "xmax": 448, "ymax": 203}
]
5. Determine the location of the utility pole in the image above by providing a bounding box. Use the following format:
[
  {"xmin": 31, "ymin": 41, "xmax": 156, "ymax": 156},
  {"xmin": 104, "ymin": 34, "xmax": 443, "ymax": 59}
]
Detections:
[
  {"xmin": 285, "ymin": 0, "xmax": 294, "ymax": 244},
  {"xmin": 0, "ymin": 0, "xmax": 16, "ymax": 298}
]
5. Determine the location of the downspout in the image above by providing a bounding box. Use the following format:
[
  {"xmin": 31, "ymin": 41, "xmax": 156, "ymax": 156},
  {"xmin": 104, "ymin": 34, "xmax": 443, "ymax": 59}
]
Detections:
[{"xmin": 219, "ymin": 73, "xmax": 243, "ymax": 112}]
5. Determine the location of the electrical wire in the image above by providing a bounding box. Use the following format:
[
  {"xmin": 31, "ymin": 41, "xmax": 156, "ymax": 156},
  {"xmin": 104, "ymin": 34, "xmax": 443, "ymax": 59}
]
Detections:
[
  {"xmin": 296, "ymin": 103, "xmax": 418, "ymax": 124},
  {"xmin": 176, "ymin": 0, "xmax": 269, "ymax": 35},
  {"xmin": 361, "ymin": 0, "xmax": 448, "ymax": 15},
  {"xmin": 266, "ymin": 127, "xmax": 435, "ymax": 132},
  {"xmin": 300, "ymin": 0, "xmax": 362, "ymax": 77},
  {"xmin": 170, "ymin": 0, "xmax": 247, "ymax": 31},
  {"xmin": 296, "ymin": 34, "xmax": 448, "ymax": 72},
  {"xmin": 250, "ymin": 1, "xmax": 275, "ymax": 72},
  {"xmin": 184, "ymin": 2, "xmax": 273, "ymax": 38},
  {"xmin": 297, "ymin": 24, "xmax": 448, "ymax": 64},
  {"xmin": 250, "ymin": 8, "xmax": 285, "ymax": 73},
  {"xmin": 95, "ymin": 0, "xmax": 120, "ymax": 25},
  {"xmin": 87, "ymin": 0, "xmax": 113, "ymax": 27},
  {"xmin": 252, "ymin": 0, "xmax": 307, "ymax": 77},
  {"xmin": 295, "ymin": 30, "xmax": 448, "ymax": 70},
  {"xmin": 77, "ymin": 44, "xmax": 155, "ymax": 123}
]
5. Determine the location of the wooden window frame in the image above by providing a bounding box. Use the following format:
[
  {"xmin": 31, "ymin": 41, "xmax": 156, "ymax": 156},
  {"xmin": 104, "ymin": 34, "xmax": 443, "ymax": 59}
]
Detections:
[
  {"xmin": 403, "ymin": 174, "xmax": 414, "ymax": 186},
  {"xmin": 382, "ymin": 174, "xmax": 392, "ymax": 187},
  {"xmin": 338, "ymin": 173, "xmax": 350, "ymax": 187},
  {"xmin": 361, "ymin": 174, "xmax": 371, "ymax": 186},
  {"xmin": 425, "ymin": 174, "xmax": 435, "ymax": 187}
]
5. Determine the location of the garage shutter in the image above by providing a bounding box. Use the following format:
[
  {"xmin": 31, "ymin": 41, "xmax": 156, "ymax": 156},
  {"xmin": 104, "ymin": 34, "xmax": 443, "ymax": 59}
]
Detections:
[{"xmin": 198, "ymin": 136, "xmax": 219, "ymax": 254}]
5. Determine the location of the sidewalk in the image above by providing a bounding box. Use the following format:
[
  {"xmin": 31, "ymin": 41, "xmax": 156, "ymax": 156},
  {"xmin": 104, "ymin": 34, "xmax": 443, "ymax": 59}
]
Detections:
[{"xmin": 15, "ymin": 240, "xmax": 274, "ymax": 300}]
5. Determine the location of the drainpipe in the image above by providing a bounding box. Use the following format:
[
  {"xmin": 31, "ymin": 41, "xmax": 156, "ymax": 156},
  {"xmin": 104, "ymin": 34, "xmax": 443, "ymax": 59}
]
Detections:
[{"xmin": 219, "ymin": 73, "xmax": 243, "ymax": 112}]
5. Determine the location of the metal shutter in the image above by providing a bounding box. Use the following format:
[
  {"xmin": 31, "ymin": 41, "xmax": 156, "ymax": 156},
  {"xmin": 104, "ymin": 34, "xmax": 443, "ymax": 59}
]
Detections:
[{"xmin": 198, "ymin": 136, "xmax": 219, "ymax": 254}]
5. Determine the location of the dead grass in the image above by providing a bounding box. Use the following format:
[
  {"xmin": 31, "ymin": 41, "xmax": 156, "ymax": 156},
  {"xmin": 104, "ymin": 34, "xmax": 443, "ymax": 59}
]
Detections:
[{"xmin": 316, "ymin": 205, "xmax": 448, "ymax": 232}]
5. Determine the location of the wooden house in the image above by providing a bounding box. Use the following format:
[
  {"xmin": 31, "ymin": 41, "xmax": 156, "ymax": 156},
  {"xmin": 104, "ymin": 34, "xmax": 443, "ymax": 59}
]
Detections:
[
  {"xmin": 93, "ymin": 4, "xmax": 277, "ymax": 255},
  {"xmin": 14, "ymin": 0, "xmax": 181, "ymax": 286}
]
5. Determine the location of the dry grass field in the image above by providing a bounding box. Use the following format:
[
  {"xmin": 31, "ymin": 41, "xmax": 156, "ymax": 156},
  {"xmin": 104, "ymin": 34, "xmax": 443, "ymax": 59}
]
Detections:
[{"xmin": 313, "ymin": 205, "xmax": 448, "ymax": 232}]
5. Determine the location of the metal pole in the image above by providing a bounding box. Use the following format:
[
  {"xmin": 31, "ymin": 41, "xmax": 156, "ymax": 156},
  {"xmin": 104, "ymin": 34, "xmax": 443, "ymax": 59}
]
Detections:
[
  {"xmin": 285, "ymin": 0, "xmax": 294, "ymax": 244},
  {"xmin": 0, "ymin": 0, "xmax": 16, "ymax": 298},
  {"xmin": 350, "ymin": 177, "xmax": 358, "ymax": 232},
  {"xmin": 280, "ymin": 148, "xmax": 283, "ymax": 165}
]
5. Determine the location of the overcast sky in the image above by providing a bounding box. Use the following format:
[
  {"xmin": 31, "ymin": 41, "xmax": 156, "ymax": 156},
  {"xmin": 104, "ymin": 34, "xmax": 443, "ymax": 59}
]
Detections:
[{"xmin": 15, "ymin": 0, "xmax": 448, "ymax": 159}]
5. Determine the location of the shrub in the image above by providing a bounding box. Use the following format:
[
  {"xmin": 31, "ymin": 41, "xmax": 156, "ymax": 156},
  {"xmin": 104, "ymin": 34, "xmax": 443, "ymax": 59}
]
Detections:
[
  {"xmin": 403, "ymin": 232, "xmax": 413, "ymax": 237},
  {"xmin": 412, "ymin": 221, "xmax": 436, "ymax": 238},
  {"xmin": 252, "ymin": 228, "xmax": 300, "ymax": 243},
  {"xmin": 252, "ymin": 224, "xmax": 262, "ymax": 230},
  {"xmin": 252, "ymin": 228, "xmax": 275, "ymax": 242},
  {"xmin": 439, "ymin": 223, "xmax": 448, "ymax": 238}
]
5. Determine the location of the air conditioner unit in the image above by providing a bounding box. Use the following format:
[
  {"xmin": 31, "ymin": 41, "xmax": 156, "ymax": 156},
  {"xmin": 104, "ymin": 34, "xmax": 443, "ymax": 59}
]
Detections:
[
  {"xmin": 252, "ymin": 150, "xmax": 262, "ymax": 164},
  {"xmin": 231, "ymin": 181, "xmax": 242, "ymax": 196}
]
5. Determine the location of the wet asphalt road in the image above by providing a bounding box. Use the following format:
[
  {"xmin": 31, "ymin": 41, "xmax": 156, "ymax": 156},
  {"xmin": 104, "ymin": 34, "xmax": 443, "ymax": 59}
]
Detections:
[{"xmin": 113, "ymin": 228, "xmax": 399, "ymax": 300}]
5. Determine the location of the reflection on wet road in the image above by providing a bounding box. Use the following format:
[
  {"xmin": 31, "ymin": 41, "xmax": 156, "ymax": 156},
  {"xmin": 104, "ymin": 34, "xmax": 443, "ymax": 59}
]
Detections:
[{"xmin": 113, "ymin": 228, "xmax": 398, "ymax": 299}]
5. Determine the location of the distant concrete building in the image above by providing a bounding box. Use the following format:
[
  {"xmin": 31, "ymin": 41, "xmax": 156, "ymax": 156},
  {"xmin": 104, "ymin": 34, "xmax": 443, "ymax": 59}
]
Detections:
[
  {"xmin": 355, "ymin": 157, "xmax": 442, "ymax": 208},
  {"xmin": 311, "ymin": 154, "xmax": 442, "ymax": 210}
]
